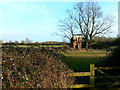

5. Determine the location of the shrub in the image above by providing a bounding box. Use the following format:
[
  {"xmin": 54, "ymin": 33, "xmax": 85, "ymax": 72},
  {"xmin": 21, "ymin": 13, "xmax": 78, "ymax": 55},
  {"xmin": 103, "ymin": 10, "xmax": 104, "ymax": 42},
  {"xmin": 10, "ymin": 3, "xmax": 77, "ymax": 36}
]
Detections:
[
  {"xmin": 89, "ymin": 41, "xmax": 111, "ymax": 49},
  {"xmin": 2, "ymin": 46, "xmax": 75, "ymax": 88},
  {"xmin": 113, "ymin": 37, "xmax": 120, "ymax": 46},
  {"xmin": 100, "ymin": 46, "xmax": 120, "ymax": 67}
]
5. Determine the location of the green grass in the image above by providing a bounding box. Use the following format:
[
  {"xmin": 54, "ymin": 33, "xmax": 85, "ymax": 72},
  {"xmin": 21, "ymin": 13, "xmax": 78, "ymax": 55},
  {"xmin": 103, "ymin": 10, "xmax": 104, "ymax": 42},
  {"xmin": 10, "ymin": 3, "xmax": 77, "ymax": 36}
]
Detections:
[
  {"xmin": 63, "ymin": 56, "xmax": 104, "ymax": 72},
  {"xmin": 64, "ymin": 50, "xmax": 106, "ymax": 56},
  {"xmin": 62, "ymin": 50, "xmax": 107, "ymax": 84},
  {"xmin": 62, "ymin": 50, "xmax": 106, "ymax": 72}
]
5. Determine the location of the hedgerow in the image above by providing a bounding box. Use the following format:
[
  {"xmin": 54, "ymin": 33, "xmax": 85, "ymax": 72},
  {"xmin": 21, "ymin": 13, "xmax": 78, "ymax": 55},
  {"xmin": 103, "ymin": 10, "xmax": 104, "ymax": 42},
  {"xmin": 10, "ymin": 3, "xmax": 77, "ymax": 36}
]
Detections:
[{"xmin": 2, "ymin": 46, "xmax": 74, "ymax": 88}]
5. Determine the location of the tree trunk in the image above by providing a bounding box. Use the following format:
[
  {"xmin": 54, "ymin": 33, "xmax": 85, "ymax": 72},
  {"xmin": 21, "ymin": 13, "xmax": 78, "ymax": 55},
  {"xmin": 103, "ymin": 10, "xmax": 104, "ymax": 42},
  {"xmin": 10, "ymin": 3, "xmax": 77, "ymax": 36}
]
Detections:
[
  {"xmin": 86, "ymin": 42, "xmax": 88, "ymax": 50},
  {"xmin": 85, "ymin": 37, "xmax": 89, "ymax": 50},
  {"xmin": 85, "ymin": 36, "xmax": 88, "ymax": 50}
]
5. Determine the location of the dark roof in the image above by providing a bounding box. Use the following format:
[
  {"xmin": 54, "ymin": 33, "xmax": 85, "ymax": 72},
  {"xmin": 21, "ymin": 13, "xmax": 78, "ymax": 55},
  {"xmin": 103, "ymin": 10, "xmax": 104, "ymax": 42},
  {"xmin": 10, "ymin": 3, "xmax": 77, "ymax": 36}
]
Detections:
[
  {"xmin": 76, "ymin": 34, "xmax": 82, "ymax": 36},
  {"xmin": 73, "ymin": 34, "xmax": 82, "ymax": 36}
]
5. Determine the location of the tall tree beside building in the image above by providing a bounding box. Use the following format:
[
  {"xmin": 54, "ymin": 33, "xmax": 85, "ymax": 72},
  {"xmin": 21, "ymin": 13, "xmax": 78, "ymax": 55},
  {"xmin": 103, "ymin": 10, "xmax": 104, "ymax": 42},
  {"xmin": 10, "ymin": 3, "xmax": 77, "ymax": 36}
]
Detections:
[{"xmin": 58, "ymin": 2, "xmax": 114, "ymax": 49}]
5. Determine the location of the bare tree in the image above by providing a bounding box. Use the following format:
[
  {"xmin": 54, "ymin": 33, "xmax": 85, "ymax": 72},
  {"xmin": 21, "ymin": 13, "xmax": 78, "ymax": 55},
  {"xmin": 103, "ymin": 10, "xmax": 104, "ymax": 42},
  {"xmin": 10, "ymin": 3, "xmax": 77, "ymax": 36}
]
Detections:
[
  {"xmin": 58, "ymin": 2, "xmax": 114, "ymax": 49},
  {"xmin": 57, "ymin": 18, "xmax": 78, "ymax": 41},
  {"xmin": 21, "ymin": 40, "xmax": 25, "ymax": 44},
  {"xmin": 25, "ymin": 38, "xmax": 32, "ymax": 44}
]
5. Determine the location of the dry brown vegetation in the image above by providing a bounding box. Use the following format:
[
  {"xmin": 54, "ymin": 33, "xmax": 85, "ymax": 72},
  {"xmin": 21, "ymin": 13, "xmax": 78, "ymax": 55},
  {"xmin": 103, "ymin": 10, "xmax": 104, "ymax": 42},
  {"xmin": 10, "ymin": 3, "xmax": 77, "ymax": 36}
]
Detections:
[{"xmin": 2, "ymin": 46, "xmax": 74, "ymax": 88}]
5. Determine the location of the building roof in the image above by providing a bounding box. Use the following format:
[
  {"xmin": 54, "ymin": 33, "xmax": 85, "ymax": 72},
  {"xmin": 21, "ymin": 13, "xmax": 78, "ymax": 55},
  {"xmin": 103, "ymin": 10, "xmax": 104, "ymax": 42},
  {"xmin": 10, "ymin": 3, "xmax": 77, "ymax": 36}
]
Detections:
[{"xmin": 73, "ymin": 34, "xmax": 82, "ymax": 36}]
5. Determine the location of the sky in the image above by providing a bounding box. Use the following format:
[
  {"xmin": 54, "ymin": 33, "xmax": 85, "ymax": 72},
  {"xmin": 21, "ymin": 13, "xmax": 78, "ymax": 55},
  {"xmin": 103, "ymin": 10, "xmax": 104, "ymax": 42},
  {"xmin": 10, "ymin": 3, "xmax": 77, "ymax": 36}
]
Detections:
[{"xmin": 0, "ymin": 1, "xmax": 119, "ymax": 42}]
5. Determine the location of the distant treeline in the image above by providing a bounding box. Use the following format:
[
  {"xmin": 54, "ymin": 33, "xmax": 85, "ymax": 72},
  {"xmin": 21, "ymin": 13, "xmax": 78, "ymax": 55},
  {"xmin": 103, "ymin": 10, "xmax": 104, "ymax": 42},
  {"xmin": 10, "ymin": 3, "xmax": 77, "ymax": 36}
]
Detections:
[
  {"xmin": 1, "ymin": 37, "xmax": 120, "ymax": 49},
  {"xmin": 0, "ymin": 38, "xmax": 69, "ymax": 45}
]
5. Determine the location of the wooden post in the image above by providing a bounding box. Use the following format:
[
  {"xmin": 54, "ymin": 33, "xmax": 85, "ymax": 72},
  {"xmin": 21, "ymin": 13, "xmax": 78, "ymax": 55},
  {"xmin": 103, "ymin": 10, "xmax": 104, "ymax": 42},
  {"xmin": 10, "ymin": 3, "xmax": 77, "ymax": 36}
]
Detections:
[{"xmin": 90, "ymin": 64, "xmax": 95, "ymax": 89}]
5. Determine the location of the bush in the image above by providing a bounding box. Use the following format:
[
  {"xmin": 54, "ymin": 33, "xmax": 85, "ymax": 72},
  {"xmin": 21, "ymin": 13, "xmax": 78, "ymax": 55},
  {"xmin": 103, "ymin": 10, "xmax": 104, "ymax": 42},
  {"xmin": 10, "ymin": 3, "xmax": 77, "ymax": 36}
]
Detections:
[
  {"xmin": 100, "ymin": 46, "xmax": 120, "ymax": 67},
  {"xmin": 89, "ymin": 41, "xmax": 111, "ymax": 49},
  {"xmin": 2, "ymin": 46, "xmax": 75, "ymax": 88},
  {"xmin": 113, "ymin": 37, "xmax": 120, "ymax": 46}
]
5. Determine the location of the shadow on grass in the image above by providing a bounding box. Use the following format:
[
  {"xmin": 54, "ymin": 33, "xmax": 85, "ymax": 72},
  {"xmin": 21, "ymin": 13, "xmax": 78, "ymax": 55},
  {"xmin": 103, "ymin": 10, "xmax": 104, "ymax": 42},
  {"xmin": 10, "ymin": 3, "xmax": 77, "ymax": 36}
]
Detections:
[
  {"xmin": 62, "ymin": 56, "xmax": 104, "ymax": 84},
  {"xmin": 62, "ymin": 51, "xmax": 120, "ymax": 87},
  {"xmin": 63, "ymin": 56, "xmax": 104, "ymax": 72}
]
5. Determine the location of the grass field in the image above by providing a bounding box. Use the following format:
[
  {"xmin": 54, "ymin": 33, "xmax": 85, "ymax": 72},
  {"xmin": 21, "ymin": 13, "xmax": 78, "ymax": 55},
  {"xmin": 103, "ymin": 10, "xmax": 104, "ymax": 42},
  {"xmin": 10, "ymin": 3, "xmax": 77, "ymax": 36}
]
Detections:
[
  {"xmin": 62, "ymin": 50, "xmax": 107, "ymax": 84},
  {"xmin": 62, "ymin": 50, "xmax": 106, "ymax": 72}
]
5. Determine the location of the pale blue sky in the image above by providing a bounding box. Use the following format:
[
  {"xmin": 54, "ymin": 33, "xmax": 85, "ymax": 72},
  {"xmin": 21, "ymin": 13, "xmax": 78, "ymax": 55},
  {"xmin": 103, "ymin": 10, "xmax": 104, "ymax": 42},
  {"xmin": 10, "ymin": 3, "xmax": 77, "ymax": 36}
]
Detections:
[{"xmin": 0, "ymin": 2, "xmax": 118, "ymax": 42}]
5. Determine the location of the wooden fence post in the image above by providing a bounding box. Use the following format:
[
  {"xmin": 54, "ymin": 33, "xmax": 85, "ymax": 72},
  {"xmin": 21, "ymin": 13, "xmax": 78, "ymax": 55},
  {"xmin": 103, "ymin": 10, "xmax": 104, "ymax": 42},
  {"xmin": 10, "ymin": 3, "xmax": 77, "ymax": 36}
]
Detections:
[{"xmin": 90, "ymin": 64, "xmax": 95, "ymax": 89}]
